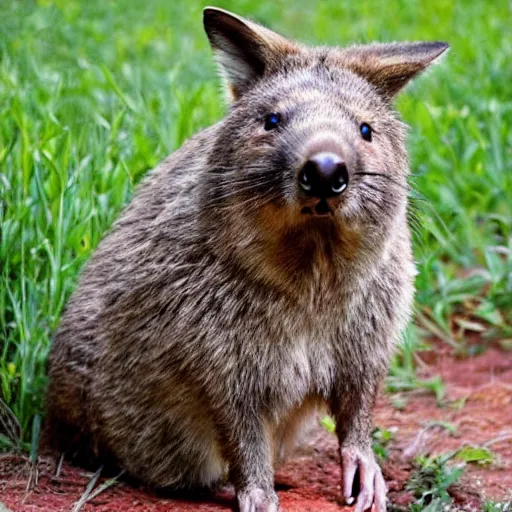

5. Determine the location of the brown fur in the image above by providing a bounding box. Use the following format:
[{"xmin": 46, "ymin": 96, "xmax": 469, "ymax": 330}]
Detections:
[{"xmin": 44, "ymin": 7, "xmax": 448, "ymax": 511}]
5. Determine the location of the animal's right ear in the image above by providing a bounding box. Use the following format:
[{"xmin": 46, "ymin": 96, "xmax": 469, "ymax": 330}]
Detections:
[{"xmin": 203, "ymin": 7, "xmax": 297, "ymax": 101}]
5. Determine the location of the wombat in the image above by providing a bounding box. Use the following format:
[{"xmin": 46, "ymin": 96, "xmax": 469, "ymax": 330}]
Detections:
[{"xmin": 45, "ymin": 7, "xmax": 448, "ymax": 512}]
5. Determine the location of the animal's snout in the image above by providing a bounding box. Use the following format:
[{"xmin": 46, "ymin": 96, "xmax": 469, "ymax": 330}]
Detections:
[{"xmin": 298, "ymin": 152, "xmax": 349, "ymax": 198}]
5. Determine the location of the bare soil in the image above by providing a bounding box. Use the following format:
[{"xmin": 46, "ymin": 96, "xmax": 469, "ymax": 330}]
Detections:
[{"xmin": 1, "ymin": 344, "xmax": 511, "ymax": 511}]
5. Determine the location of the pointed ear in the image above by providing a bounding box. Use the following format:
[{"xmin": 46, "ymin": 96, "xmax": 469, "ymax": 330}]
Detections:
[
  {"xmin": 203, "ymin": 7, "xmax": 298, "ymax": 101},
  {"xmin": 341, "ymin": 42, "xmax": 449, "ymax": 99}
]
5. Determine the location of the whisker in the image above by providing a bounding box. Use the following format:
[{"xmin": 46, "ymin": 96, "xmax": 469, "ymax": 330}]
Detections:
[
  {"xmin": 364, "ymin": 196, "xmax": 390, "ymax": 212},
  {"xmin": 207, "ymin": 180, "xmax": 282, "ymax": 201},
  {"xmin": 207, "ymin": 174, "xmax": 280, "ymax": 188},
  {"xmin": 205, "ymin": 182, "xmax": 282, "ymax": 203},
  {"xmin": 356, "ymin": 181, "xmax": 386, "ymax": 195},
  {"xmin": 207, "ymin": 193, "xmax": 281, "ymax": 214},
  {"xmin": 208, "ymin": 163, "xmax": 277, "ymax": 173},
  {"xmin": 359, "ymin": 186, "xmax": 396, "ymax": 210},
  {"xmin": 353, "ymin": 172, "xmax": 410, "ymax": 191}
]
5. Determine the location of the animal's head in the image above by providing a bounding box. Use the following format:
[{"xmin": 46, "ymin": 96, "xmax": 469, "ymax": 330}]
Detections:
[{"xmin": 202, "ymin": 7, "xmax": 448, "ymax": 271}]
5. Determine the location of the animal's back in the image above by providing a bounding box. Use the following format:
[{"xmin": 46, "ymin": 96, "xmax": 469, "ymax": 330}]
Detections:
[{"xmin": 45, "ymin": 128, "xmax": 219, "ymax": 480}]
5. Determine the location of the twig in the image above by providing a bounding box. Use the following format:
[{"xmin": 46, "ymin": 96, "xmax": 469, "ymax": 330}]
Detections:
[
  {"xmin": 87, "ymin": 471, "xmax": 125, "ymax": 502},
  {"xmin": 71, "ymin": 465, "xmax": 103, "ymax": 512},
  {"xmin": 70, "ymin": 467, "xmax": 124, "ymax": 512},
  {"xmin": 402, "ymin": 422, "xmax": 456, "ymax": 461},
  {"xmin": 484, "ymin": 431, "xmax": 512, "ymax": 448},
  {"xmin": 55, "ymin": 453, "xmax": 64, "ymax": 479},
  {"xmin": 24, "ymin": 464, "xmax": 38, "ymax": 495}
]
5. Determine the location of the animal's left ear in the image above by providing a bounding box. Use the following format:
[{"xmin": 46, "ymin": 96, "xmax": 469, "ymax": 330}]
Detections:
[{"xmin": 341, "ymin": 42, "xmax": 449, "ymax": 99}]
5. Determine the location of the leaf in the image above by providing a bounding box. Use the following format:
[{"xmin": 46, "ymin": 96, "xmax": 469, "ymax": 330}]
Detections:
[
  {"xmin": 320, "ymin": 415, "xmax": 336, "ymax": 434},
  {"xmin": 372, "ymin": 442, "xmax": 387, "ymax": 461},
  {"xmin": 30, "ymin": 415, "xmax": 41, "ymax": 464},
  {"xmin": 475, "ymin": 301, "xmax": 504, "ymax": 326},
  {"xmin": 454, "ymin": 318, "xmax": 486, "ymax": 332},
  {"xmin": 421, "ymin": 498, "xmax": 449, "ymax": 512},
  {"xmin": 7, "ymin": 363, "xmax": 16, "ymax": 377},
  {"xmin": 456, "ymin": 445, "xmax": 494, "ymax": 464},
  {"xmin": 373, "ymin": 427, "xmax": 396, "ymax": 444}
]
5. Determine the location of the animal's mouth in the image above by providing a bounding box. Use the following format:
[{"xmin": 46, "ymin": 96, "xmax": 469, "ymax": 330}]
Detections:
[{"xmin": 300, "ymin": 199, "xmax": 334, "ymax": 217}]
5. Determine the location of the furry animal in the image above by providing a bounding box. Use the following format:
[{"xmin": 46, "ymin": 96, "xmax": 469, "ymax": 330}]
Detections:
[{"xmin": 45, "ymin": 7, "xmax": 448, "ymax": 512}]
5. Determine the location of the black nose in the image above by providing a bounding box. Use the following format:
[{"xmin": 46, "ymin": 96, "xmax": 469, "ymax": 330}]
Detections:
[{"xmin": 298, "ymin": 152, "xmax": 349, "ymax": 198}]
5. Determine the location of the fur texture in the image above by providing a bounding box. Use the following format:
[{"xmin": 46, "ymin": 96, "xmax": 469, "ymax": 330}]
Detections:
[{"xmin": 45, "ymin": 7, "xmax": 447, "ymax": 511}]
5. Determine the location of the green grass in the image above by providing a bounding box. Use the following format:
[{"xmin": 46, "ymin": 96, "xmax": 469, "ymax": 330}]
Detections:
[
  {"xmin": 483, "ymin": 501, "xmax": 512, "ymax": 512},
  {"xmin": 405, "ymin": 452, "xmax": 464, "ymax": 511},
  {"xmin": 395, "ymin": 449, "xmax": 507, "ymax": 512},
  {"xmin": 1, "ymin": 0, "xmax": 511, "ymax": 449}
]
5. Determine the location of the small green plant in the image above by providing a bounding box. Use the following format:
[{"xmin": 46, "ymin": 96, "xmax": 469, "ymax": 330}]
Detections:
[
  {"xmin": 320, "ymin": 418, "xmax": 395, "ymax": 462},
  {"xmin": 406, "ymin": 452, "xmax": 464, "ymax": 509},
  {"xmin": 372, "ymin": 427, "xmax": 396, "ymax": 461},
  {"xmin": 388, "ymin": 325, "xmax": 446, "ymax": 404},
  {"xmin": 482, "ymin": 501, "xmax": 512, "ymax": 512},
  {"xmin": 387, "ymin": 497, "xmax": 448, "ymax": 512},
  {"xmin": 387, "ymin": 364, "xmax": 446, "ymax": 404}
]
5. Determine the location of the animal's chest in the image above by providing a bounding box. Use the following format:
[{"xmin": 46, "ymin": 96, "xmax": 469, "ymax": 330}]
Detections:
[
  {"xmin": 234, "ymin": 263, "xmax": 395, "ymax": 410},
  {"xmin": 261, "ymin": 325, "xmax": 338, "ymax": 410}
]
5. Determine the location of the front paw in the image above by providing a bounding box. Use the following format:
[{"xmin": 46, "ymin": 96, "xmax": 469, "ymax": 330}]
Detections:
[
  {"xmin": 340, "ymin": 446, "xmax": 387, "ymax": 512},
  {"xmin": 237, "ymin": 486, "xmax": 279, "ymax": 512}
]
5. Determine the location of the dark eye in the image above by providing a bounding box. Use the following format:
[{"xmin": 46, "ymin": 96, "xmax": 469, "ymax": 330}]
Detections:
[
  {"xmin": 264, "ymin": 112, "xmax": 281, "ymax": 131},
  {"xmin": 360, "ymin": 123, "xmax": 372, "ymax": 142}
]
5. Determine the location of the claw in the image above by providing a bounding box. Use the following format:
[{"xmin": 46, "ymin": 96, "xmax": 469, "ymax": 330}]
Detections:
[
  {"xmin": 374, "ymin": 469, "xmax": 387, "ymax": 512},
  {"xmin": 340, "ymin": 446, "xmax": 387, "ymax": 512},
  {"xmin": 341, "ymin": 448, "xmax": 358, "ymax": 504}
]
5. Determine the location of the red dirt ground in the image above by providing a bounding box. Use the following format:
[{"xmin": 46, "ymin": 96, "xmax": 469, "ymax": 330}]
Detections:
[{"xmin": 1, "ymin": 344, "xmax": 511, "ymax": 511}]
